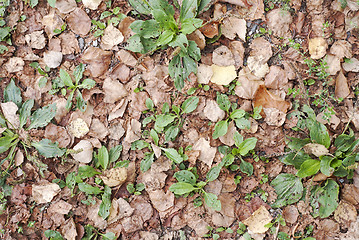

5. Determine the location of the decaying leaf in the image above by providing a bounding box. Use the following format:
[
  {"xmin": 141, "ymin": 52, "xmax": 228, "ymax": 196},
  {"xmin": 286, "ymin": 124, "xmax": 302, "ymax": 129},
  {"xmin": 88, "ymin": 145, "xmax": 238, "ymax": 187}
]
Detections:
[
  {"xmin": 43, "ymin": 51, "xmax": 63, "ymax": 69},
  {"xmin": 25, "ymin": 31, "xmax": 46, "ymax": 49},
  {"xmin": 212, "ymin": 46, "xmax": 235, "ymax": 67},
  {"xmin": 193, "ymin": 137, "xmax": 217, "ymax": 167},
  {"xmin": 188, "ymin": 30, "xmax": 206, "ymax": 50},
  {"xmin": 221, "ymin": 17, "xmax": 246, "ymax": 41},
  {"xmin": 108, "ymin": 198, "xmax": 134, "ymax": 224},
  {"xmin": 67, "ymin": 118, "xmax": 90, "ymax": 138},
  {"xmin": 55, "ymin": 0, "xmax": 77, "ymax": 13},
  {"xmin": 308, "ymin": 37, "xmax": 328, "ymax": 59},
  {"xmin": 1, "ymin": 102, "xmax": 20, "ymax": 129},
  {"xmin": 101, "ymin": 167, "xmax": 127, "ymax": 187},
  {"xmin": 303, "ymin": 143, "xmax": 329, "ymax": 157},
  {"xmin": 235, "ymin": 67, "xmax": 264, "ymax": 100},
  {"xmin": 330, "ymin": 40, "xmax": 352, "ymax": 59},
  {"xmin": 103, "ymin": 78, "xmax": 128, "ymax": 104},
  {"xmin": 4, "ymin": 57, "xmax": 25, "ymax": 73},
  {"xmin": 266, "ymin": 9, "xmax": 292, "ymax": 38},
  {"xmin": 82, "ymin": 0, "xmax": 102, "ymax": 10},
  {"xmin": 42, "ymin": 11, "xmax": 64, "ymax": 39},
  {"xmin": 81, "ymin": 47, "xmax": 113, "ymax": 77},
  {"xmin": 335, "ymin": 71, "xmax": 350, "ymax": 99},
  {"xmin": 101, "ymin": 24, "xmax": 124, "ymax": 50},
  {"xmin": 32, "ymin": 182, "xmax": 61, "ymax": 204},
  {"xmin": 342, "ymin": 58, "xmax": 359, "ymax": 72},
  {"xmin": 66, "ymin": 8, "xmax": 91, "ymax": 36},
  {"xmin": 203, "ymin": 99, "xmax": 225, "ymax": 122},
  {"xmin": 325, "ymin": 54, "xmax": 341, "ymax": 75},
  {"xmin": 247, "ymin": 56, "xmax": 269, "ymax": 79},
  {"xmin": 197, "ymin": 64, "xmax": 213, "ymax": 84},
  {"xmin": 210, "ymin": 65, "xmax": 237, "ymax": 85},
  {"xmin": 334, "ymin": 200, "xmax": 357, "ymax": 226},
  {"xmin": 60, "ymin": 218, "xmax": 77, "ymax": 240},
  {"xmin": 71, "ymin": 140, "xmax": 93, "ymax": 163},
  {"xmin": 253, "ymin": 85, "xmax": 291, "ymax": 114},
  {"xmin": 264, "ymin": 66, "xmax": 288, "ymax": 89},
  {"xmin": 243, "ymin": 206, "xmax": 272, "ymax": 233},
  {"xmin": 249, "ymin": 37, "xmax": 272, "ymax": 62}
]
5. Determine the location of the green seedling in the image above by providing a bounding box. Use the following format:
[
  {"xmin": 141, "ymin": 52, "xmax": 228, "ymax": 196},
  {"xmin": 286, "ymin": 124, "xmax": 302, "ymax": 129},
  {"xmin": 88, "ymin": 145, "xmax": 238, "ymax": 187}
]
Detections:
[
  {"xmin": 53, "ymin": 23, "xmax": 67, "ymax": 34},
  {"xmin": 50, "ymin": 63, "xmax": 96, "ymax": 112},
  {"xmin": 29, "ymin": 62, "xmax": 50, "ymax": 88},
  {"xmin": 212, "ymin": 92, "xmax": 261, "ymax": 139},
  {"xmin": 0, "ymin": 3, "xmax": 11, "ymax": 54},
  {"xmin": 128, "ymin": 0, "xmax": 212, "ymax": 90},
  {"xmin": 82, "ymin": 224, "xmax": 116, "ymax": 240},
  {"xmin": 23, "ymin": 0, "xmax": 56, "ymax": 8},
  {"xmin": 169, "ymin": 163, "xmax": 222, "ymax": 211},
  {"xmin": 99, "ymin": 6, "xmax": 127, "ymax": 26},
  {"xmin": 126, "ymin": 182, "xmax": 145, "ymax": 195}
]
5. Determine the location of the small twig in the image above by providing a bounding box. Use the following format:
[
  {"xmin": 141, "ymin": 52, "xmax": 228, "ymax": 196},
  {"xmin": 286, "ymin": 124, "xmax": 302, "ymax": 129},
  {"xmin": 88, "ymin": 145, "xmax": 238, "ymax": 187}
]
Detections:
[
  {"xmin": 273, "ymin": 222, "xmax": 281, "ymax": 240},
  {"xmin": 291, "ymin": 223, "xmax": 300, "ymax": 240}
]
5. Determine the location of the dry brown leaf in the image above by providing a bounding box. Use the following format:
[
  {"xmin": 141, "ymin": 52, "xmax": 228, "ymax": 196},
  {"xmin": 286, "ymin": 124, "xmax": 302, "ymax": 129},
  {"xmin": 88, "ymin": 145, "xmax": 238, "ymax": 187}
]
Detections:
[
  {"xmin": 43, "ymin": 51, "xmax": 63, "ymax": 68},
  {"xmin": 247, "ymin": 56, "xmax": 269, "ymax": 79},
  {"xmin": 4, "ymin": 57, "xmax": 24, "ymax": 73},
  {"xmin": 308, "ymin": 37, "xmax": 328, "ymax": 59},
  {"xmin": 87, "ymin": 199, "xmax": 107, "ymax": 229},
  {"xmin": 243, "ymin": 205, "xmax": 272, "ymax": 233},
  {"xmin": 229, "ymin": 41, "xmax": 245, "ymax": 69},
  {"xmin": 235, "ymin": 67, "xmax": 264, "ymax": 99},
  {"xmin": 47, "ymin": 200, "xmax": 73, "ymax": 215},
  {"xmin": 199, "ymin": 22, "xmax": 219, "ymax": 38},
  {"xmin": 101, "ymin": 167, "xmax": 127, "ymax": 187},
  {"xmin": 203, "ymin": 99, "xmax": 225, "ymax": 122},
  {"xmin": 212, "ymin": 46, "xmax": 235, "ymax": 67},
  {"xmin": 67, "ymin": 8, "xmax": 91, "ymax": 36},
  {"xmin": 82, "ymin": 0, "xmax": 102, "ymax": 10},
  {"xmin": 118, "ymin": 17, "xmax": 135, "ymax": 41},
  {"xmin": 42, "ymin": 11, "xmax": 64, "ymax": 39},
  {"xmin": 81, "ymin": 47, "xmax": 113, "ymax": 77},
  {"xmin": 325, "ymin": 54, "xmax": 341, "ymax": 75},
  {"xmin": 32, "ymin": 182, "xmax": 61, "ymax": 204},
  {"xmin": 59, "ymin": 32, "xmax": 80, "ymax": 54},
  {"xmin": 342, "ymin": 58, "xmax": 359, "ymax": 72},
  {"xmin": 101, "ymin": 24, "xmax": 124, "ymax": 50},
  {"xmin": 60, "ymin": 218, "xmax": 77, "ymax": 240},
  {"xmin": 210, "ymin": 65, "xmax": 237, "ymax": 85},
  {"xmin": 266, "ymin": 9, "xmax": 292, "ymax": 37},
  {"xmin": 335, "ymin": 71, "xmax": 350, "ymax": 99},
  {"xmin": 193, "ymin": 137, "xmax": 216, "ymax": 167},
  {"xmin": 1, "ymin": 102, "xmax": 20, "ymax": 129},
  {"xmin": 67, "ymin": 118, "xmax": 89, "ymax": 138},
  {"xmin": 148, "ymin": 189, "xmax": 174, "ymax": 212},
  {"xmin": 221, "ymin": 17, "xmax": 246, "ymax": 41},
  {"xmin": 303, "ymin": 143, "xmax": 330, "ymax": 157},
  {"xmin": 264, "ymin": 66, "xmax": 288, "ymax": 89},
  {"xmin": 25, "ymin": 31, "xmax": 46, "ymax": 49},
  {"xmin": 103, "ymin": 78, "xmax": 128, "ymax": 104},
  {"xmin": 330, "ymin": 40, "xmax": 352, "ymax": 59},
  {"xmin": 116, "ymin": 49, "xmax": 138, "ymax": 67},
  {"xmin": 187, "ymin": 30, "xmax": 206, "ymax": 50},
  {"xmin": 108, "ymin": 198, "xmax": 134, "ymax": 224},
  {"xmin": 55, "ymin": 0, "xmax": 77, "ymax": 13},
  {"xmin": 44, "ymin": 123, "xmax": 71, "ymax": 148},
  {"xmin": 88, "ymin": 118, "xmax": 109, "ymax": 140},
  {"xmin": 254, "ymin": 85, "xmax": 291, "ymax": 113},
  {"xmin": 249, "ymin": 37, "xmax": 272, "ymax": 62},
  {"xmin": 219, "ymin": 121, "xmax": 236, "ymax": 146},
  {"xmin": 123, "ymin": 119, "xmax": 142, "ymax": 151},
  {"xmin": 71, "ymin": 140, "xmax": 93, "ymax": 163},
  {"xmin": 14, "ymin": 149, "xmax": 24, "ymax": 166},
  {"xmin": 334, "ymin": 201, "xmax": 357, "ymax": 226},
  {"xmin": 282, "ymin": 205, "xmax": 299, "ymax": 224},
  {"xmin": 263, "ymin": 107, "xmax": 287, "ymax": 127}
]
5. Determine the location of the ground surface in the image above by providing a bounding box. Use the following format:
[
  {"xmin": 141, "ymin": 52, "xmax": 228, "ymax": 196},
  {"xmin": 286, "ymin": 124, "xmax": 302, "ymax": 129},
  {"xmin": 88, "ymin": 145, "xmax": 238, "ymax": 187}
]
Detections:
[{"xmin": 1, "ymin": 0, "xmax": 359, "ymax": 239}]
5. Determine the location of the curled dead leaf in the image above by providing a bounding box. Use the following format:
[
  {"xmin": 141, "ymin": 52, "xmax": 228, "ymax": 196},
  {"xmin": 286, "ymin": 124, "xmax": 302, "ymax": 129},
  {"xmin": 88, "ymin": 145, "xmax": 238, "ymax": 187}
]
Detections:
[{"xmin": 254, "ymin": 85, "xmax": 291, "ymax": 114}]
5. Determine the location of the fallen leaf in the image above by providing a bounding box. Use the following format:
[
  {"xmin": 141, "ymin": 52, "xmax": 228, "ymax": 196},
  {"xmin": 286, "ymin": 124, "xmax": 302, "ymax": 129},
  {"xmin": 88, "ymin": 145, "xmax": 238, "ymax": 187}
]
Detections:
[
  {"xmin": 325, "ymin": 54, "xmax": 341, "ymax": 75},
  {"xmin": 229, "ymin": 41, "xmax": 245, "ymax": 69},
  {"xmin": 82, "ymin": 0, "xmax": 102, "ymax": 10},
  {"xmin": 4, "ymin": 57, "xmax": 25, "ymax": 73},
  {"xmin": 103, "ymin": 78, "xmax": 128, "ymax": 104},
  {"xmin": 334, "ymin": 200, "xmax": 357, "ymax": 226},
  {"xmin": 47, "ymin": 200, "xmax": 73, "ymax": 215},
  {"xmin": 199, "ymin": 22, "xmax": 219, "ymax": 38},
  {"xmin": 247, "ymin": 56, "xmax": 269, "ymax": 79},
  {"xmin": 308, "ymin": 37, "xmax": 328, "ymax": 59},
  {"xmin": 219, "ymin": 121, "xmax": 236, "ymax": 146},
  {"xmin": 188, "ymin": 30, "xmax": 206, "ymax": 50},
  {"xmin": 303, "ymin": 143, "xmax": 329, "ymax": 157},
  {"xmin": 101, "ymin": 24, "xmax": 124, "ymax": 50},
  {"xmin": 253, "ymin": 85, "xmax": 291, "ymax": 114},
  {"xmin": 235, "ymin": 67, "xmax": 264, "ymax": 99},
  {"xmin": 108, "ymin": 198, "xmax": 134, "ymax": 224},
  {"xmin": 330, "ymin": 40, "xmax": 352, "ymax": 59},
  {"xmin": 32, "ymin": 182, "xmax": 61, "ymax": 204},
  {"xmin": 266, "ymin": 9, "xmax": 292, "ymax": 38},
  {"xmin": 282, "ymin": 205, "xmax": 299, "ymax": 224},
  {"xmin": 60, "ymin": 218, "xmax": 77, "ymax": 240},
  {"xmin": 14, "ymin": 149, "xmax": 24, "ymax": 166},
  {"xmin": 71, "ymin": 140, "xmax": 93, "ymax": 163},
  {"xmin": 212, "ymin": 46, "xmax": 235, "ymax": 67},
  {"xmin": 67, "ymin": 118, "xmax": 90, "ymax": 138},
  {"xmin": 101, "ymin": 167, "xmax": 127, "ymax": 187},
  {"xmin": 1, "ymin": 102, "xmax": 20, "ymax": 129},
  {"xmin": 342, "ymin": 58, "xmax": 359, "ymax": 72},
  {"xmin": 335, "ymin": 71, "xmax": 350, "ymax": 99},
  {"xmin": 42, "ymin": 11, "xmax": 64, "ymax": 39},
  {"xmin": 243, "ymin": 205, "xmax": 272, "ymax": 233},
  {"xmin": 148, "ymin": 189, "xmax": 174, "ymax": 212},
  {"xmin": 203, "ymin": 99, "xmax": 225, "ymax": 122},
  {"xmin": 81, "ymin": 47, "xmax": 113, "ymax": 77},
  {"xmin": 222, "ymin": 17, "xmax": 246, "ymax": 41},
  {"xmin": 67, "ymin": 8, "xmax": 91, "ymax": 36},
  {"xmin": 249, "ymin": 37, "xmax": 272, "ymax": 62},
  {"xmin": 192, "ymin": 137, "xmax": 217, "ymax": 167},
  {"xmin": 87, "ymin": 199, "xmax": 107, "ymax": 229},
  {"xmin": 210, "ymin": 65, "xmax": 237, "ymax": 85},
  {"xmin": 55, "ymin": 0, "xmax": 77, "ymax": 13},
  {"xmin": 60, "ymin": 32, "xmax": 80, "ymax": 54},
  {"xmin": 43, "ymin": 51, "xmax": 63, "ymax": 68},
  {"xmin": 263, "ymin": 107, "xmax": 287, "ymax": 127},
  {"xmin": 44, "ymin": 123, "xmax": 71, "ymax": 148},
  {"xmin": 264, "ymin": 66, "xmax": 288, "ymax": 89},
  {"xmin": 88, "ymin": 118, "xmax": 109, "ymax": 141},
  {"xmin": 197, "ymin": 64, "xmax": 213, "ymax": 84},
  {"xmin": 25, "ymin": 31, "xmax": 46, "ymax": 49}
]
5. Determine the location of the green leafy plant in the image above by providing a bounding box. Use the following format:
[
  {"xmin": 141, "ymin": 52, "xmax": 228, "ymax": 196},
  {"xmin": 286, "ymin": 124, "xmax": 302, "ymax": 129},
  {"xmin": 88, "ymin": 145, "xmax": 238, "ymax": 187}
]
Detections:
[
  {"xmin": 50, "ymin": 64, "xmax": 96, "ymax": 112},
  {"xmin": 44, "ymin": 230, "xmax": 64, "ymax": 240},
  {"xmin": 81, "ymin": 224, "xmax": 116, "ymax": 240},
  {"xmin": 169, "ymin": 163, "xmax": 223, "ymax": 211},
  {"xmin": 212, "ymin": 93, "xmax": 262, "ymax": 139},
  {"xmin": 128, "ymin": 0, "xmax": 212, "ymax": 89},
  {"xmin": 29, "ymin": 62, "xmax": 50, "ymax": 88},
  {"xmin": 23, "ymin": 0, "xmax": 56, "ymax": 8},
  {"xmin": 99, "ymin": 6, "xmax": 127, "ymax": 26},
  {"xmin": 126, "ymin": 182, "xmax": 145, "ymax": 195},
  {"xmin": 53, "ymin": 23, "xmax": 67, "ymax": 34},
  {"xmin": 0, "ymin": 1, "xmax": 11, "ymax": 54},
  {"xmin": 0, "ymin": 80, "xmax": 66, "ymax": 181}
]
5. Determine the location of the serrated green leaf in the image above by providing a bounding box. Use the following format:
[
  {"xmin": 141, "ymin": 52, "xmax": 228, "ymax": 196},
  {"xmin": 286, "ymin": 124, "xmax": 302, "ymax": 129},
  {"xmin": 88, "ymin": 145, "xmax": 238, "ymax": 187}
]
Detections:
[
  {"xmin": 19, "ymin": 99, "xmax": 34, "ymax": 129},
  {"xmin": 310, "ymin": 179, "xmax": 338, "ymax": 218},
  {"xmin": 240, "ymin": 159, "xmax": 253, "ymax": 176},
  {"xmin": 31, "ymin": 139, "xmax": 65, "ymax": 158},
  {"xmin": 4, "ymin": 79, "xmax": 22, "ymax": 108},
  {"xmin": 212, "ymin": 120, "xmax": 229, "ymax": 139},
  {"xmin": 130, "ymin": 20, "xmax": 161, "ymax": 38},
  {"xmin": 28, "ymin": 104, "xmax": 56, "ymax": 130},
  {"xmin": 174, "ymin": 170, "xmax": 196, "ymax": 185},
  {"xmin": 206, "ymin": 165, "xmax": 221, "ymax": 182},
  {"xmin": 59, "ymin": 69, "xmax": 74, "ymax": 88},
  {"xmin": 296, "ymin": 159, "xmax": 320, "ymax": 178},
  {"xmin": 271, "ymin": 173, "xmax": 303, "ymax": 208},
  {"xmin": 140, "ymin": 152, "xmax": 154, "ymax": 172},
  {"xmin": 161, "ymin": 147, "xmax": 184, "ymax": 164},
  {"xmin": 109, "ymin": 145, "xmax": 122, "ymax": 163},
  {"xmin": 128, "ymin": 0, "xmax": 151, "ymax": 15},
  {"xmin": 169, "ymin": 182, "xmax": 196, "ymax": 195},
  {"xmin": 98, "ymin": 146, "xmax": 109, "ymax": 170},
  {"xmin": 181, "ymin": 96, "xmax": 199, "ymax": 114},
  {"xmin": 99, "ymin": 185, "xmax": 111, "ymax": 219},
  {"xmin": 203, "ymin": 191, "xmax": 221, "ymax": 211},
  {"xmin": 78, "ymin": 182, "xmax": 102, "ymax": 195}
]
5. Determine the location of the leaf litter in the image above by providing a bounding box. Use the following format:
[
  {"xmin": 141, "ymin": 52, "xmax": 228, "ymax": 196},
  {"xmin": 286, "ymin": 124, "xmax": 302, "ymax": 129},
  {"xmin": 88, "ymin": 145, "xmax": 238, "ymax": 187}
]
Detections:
[{"xmin": 1, "ymin": 0, "xmax": 359, "ymax": 239}]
